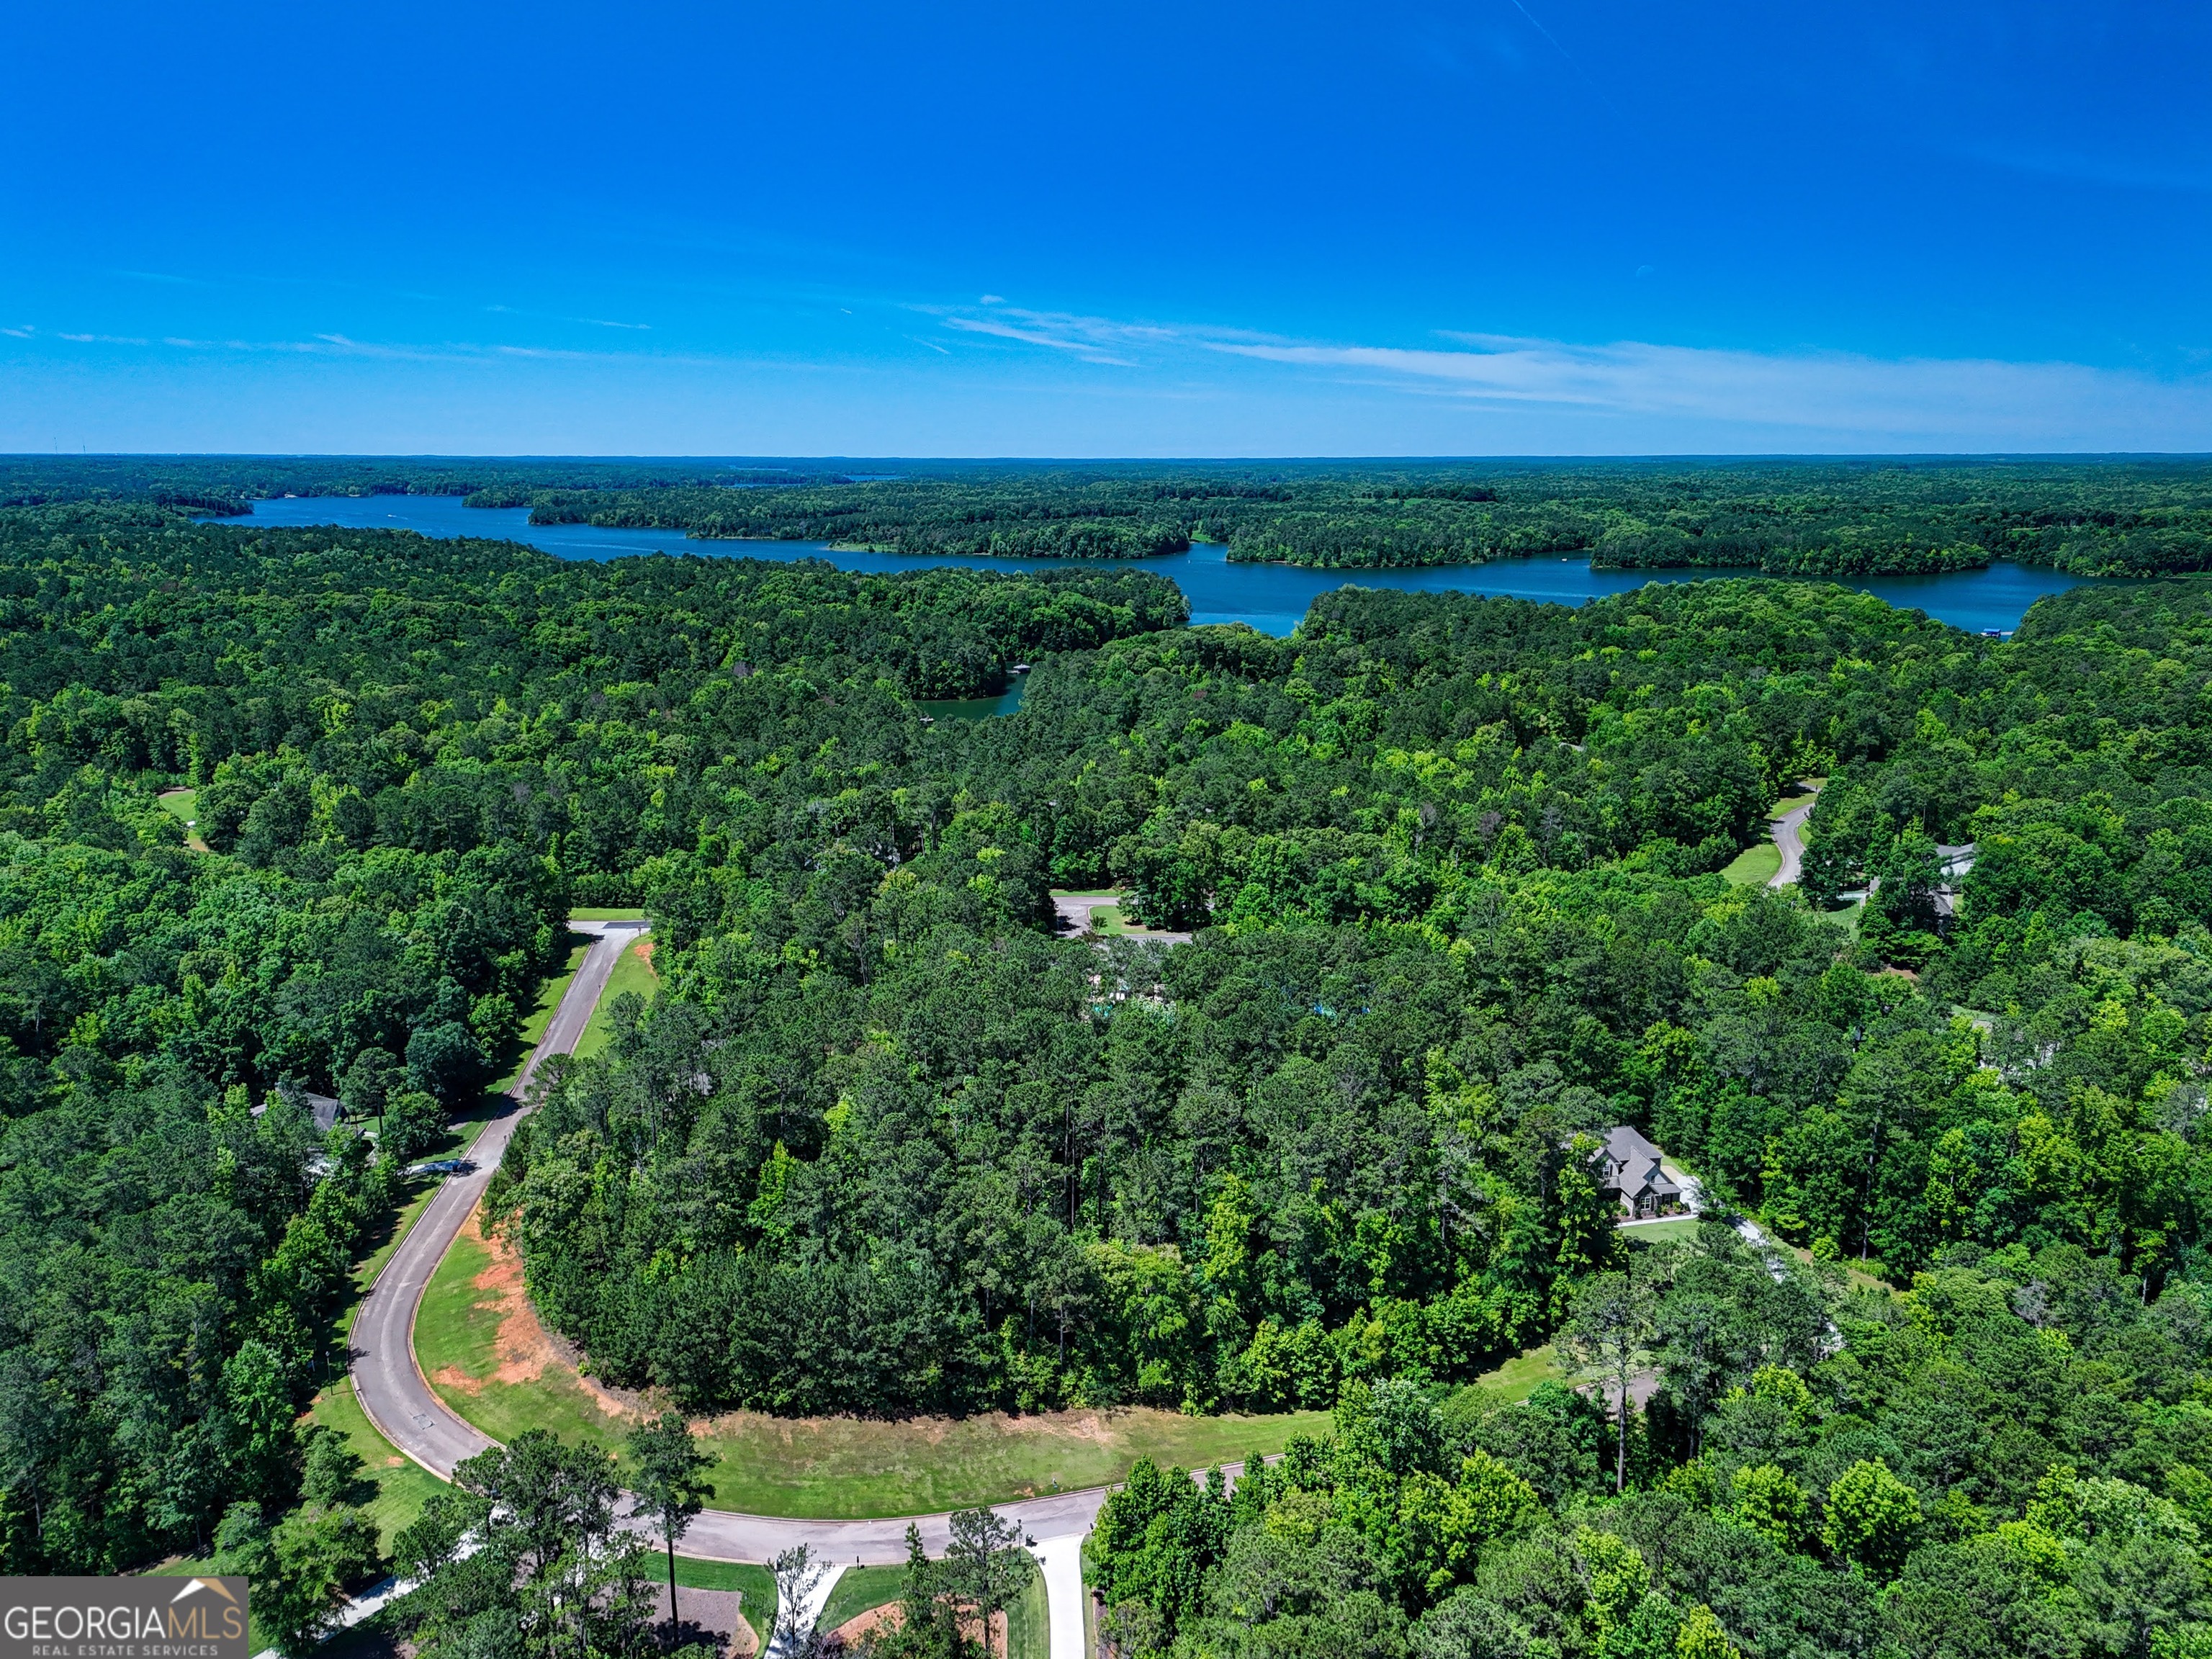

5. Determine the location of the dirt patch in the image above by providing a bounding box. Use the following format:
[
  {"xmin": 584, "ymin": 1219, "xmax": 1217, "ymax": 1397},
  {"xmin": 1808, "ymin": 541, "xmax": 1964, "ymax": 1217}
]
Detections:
[
  {"xmin": 831, "ymin": 1603, "xmax": 902, "ymax": 1646},
  {"xmin": 634, "ymin": 940, "xmax": 657, "ymax": 970},
  {"xmin": 437, "ymin": 1209, "xmax": 645, "ymax": 1422},
  {"xmin": 825, "ymin": 1603, "xmax": 1004, "ymax": 1658},
  {"xmin": 641, "ymin": 1583, "xmax": 757, "ymax": 1658}
]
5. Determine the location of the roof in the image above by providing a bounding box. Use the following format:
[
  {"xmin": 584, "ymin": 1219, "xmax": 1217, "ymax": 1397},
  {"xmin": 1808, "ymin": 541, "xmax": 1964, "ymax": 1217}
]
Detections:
[{"xmin": 1599, "ymin": 1125, "xmax": 1680, "ymax": 1198}]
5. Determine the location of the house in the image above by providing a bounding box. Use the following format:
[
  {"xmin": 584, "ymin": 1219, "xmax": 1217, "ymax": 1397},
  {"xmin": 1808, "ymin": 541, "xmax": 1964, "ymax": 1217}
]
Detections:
[{"xmin": 1599, "ymin": 1125, "xmax": 1684, "ymax": 1220}]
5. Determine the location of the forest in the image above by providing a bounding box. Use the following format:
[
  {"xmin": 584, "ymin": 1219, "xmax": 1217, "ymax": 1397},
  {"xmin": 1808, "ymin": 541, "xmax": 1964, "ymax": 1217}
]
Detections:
[
  {"xmin": 14, "ymin": 454, "xmax": 2212, "ymax": 576},
  {"xmin": 4, "ymin": 481, "xmax": 2212, "ymax": 1655},
  {"xmin": 498, "ymin": 459, "xmax": 2212, "ymax": 578}
]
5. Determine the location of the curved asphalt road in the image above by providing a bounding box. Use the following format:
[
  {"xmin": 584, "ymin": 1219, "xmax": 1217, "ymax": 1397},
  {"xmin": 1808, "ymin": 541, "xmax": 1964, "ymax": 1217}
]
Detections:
[
  {"xmin": 353, "ymin": 919, "xmax": 649, "ymax": 1480},
  {"xmin": 350, "ymin": 914, "xmax": 1130, "ymax": 1655},
  {"xmin": 1767, "ymin": 790, "xmax": 1818, "ymax": 889}
]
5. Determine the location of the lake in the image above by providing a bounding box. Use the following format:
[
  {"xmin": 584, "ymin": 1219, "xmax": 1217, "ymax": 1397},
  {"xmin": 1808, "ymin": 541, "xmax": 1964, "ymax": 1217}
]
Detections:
[{"xmin": 222, "ymin": 494, "xmax": 2124, "ymax": 639}]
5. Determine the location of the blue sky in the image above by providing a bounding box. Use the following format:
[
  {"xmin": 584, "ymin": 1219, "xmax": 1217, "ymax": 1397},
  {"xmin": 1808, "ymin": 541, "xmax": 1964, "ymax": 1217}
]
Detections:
[{"xmin": 4, "ymin": 1, "xmax": 2211, "ymax": 455}]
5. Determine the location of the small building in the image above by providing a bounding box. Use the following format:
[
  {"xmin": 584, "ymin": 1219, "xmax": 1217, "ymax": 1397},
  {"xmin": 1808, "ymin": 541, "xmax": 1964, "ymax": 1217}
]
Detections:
[{"xmin": 1600, "ymin": 1125, "xmax": 1684, "ymax": 1220}]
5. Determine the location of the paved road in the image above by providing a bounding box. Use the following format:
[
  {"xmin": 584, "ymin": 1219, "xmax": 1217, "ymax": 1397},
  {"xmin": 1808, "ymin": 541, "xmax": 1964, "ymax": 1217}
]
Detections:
[
  {"xmin": 351, "ymin": 920, "xmax": 648, "ymax": 1479},
  {"xmin": 349, "ymin": 912, "xmax": 1125, "ymax": 1657},
  {"xmin": 1767, "ymin": 793, "xmax": 1817, "ymax": 889}
]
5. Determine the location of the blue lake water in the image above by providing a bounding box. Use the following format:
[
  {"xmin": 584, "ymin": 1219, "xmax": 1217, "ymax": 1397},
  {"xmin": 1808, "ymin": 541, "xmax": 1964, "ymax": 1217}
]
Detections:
[{"xmin": 222, "ymin": 494, "xmax": 2126, "ymax": 639}]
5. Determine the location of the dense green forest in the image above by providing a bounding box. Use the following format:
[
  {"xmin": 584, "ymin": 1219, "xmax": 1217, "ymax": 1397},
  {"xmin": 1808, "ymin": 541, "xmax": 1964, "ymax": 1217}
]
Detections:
[
  {"xmin": 497, "ymin": 459, "xmax": 2212, "ymax": 577},
  {"xmin": 7, "ymin": 485, "xmax": 2212, "ymax": 1654},
  {"xmin": 14, "ymin": 454, "xmax": 2212, "ymax": 575}
]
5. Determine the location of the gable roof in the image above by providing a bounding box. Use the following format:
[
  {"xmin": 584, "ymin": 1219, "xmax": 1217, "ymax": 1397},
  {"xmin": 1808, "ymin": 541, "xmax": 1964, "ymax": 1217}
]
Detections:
[{"xmin": 1599, "ymin": 1125, "xmax": 1680, "ymax": 1198}]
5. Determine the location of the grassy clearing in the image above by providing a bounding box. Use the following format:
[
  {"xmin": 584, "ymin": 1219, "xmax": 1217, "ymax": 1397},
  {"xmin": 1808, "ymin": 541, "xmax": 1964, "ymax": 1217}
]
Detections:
[
  {"xmin": 1621, "ymin": 1217, "xmax": 1700, "ymax": 1244},
  {"xmin": 1463, "ymin": 1345, "xmax": 1568, "ymax": 1406},
  {"xmin": 572, "ymin": 906, "xmax": 649, "ymax": 921},
  {"xmin": 309, "ymin": 1378, "xmax": 449, "ymax": 1550},
  {"xmin": 1768, "ymin": 1233, "xmax": 1896, "ymax": 1296},
  {"xmin": 819, "ymin": 1564, "xmax": 907, "ymax": 1630},
  {"xmin": 1817, "ymin": 897, "xmax": 1868, "ymax": 942},
  {"xmin": 1088, "ymin": 902, "xmax": 1184, "ymax": 940},
  {"xmin": 575, "ymin": 938, "xmax": 660, "ymax": 1060},
  {"xmin": 1008, "ymin": 1565, "xmax": 1050, "ymax": 1659},
  {"xmin": 683, "ymin": 1404, "xmax": 1329, "ymax": 1519},
  {"xmin": 1768, "ymin": 793, "xmax": 1817, "ymax": 821},
  {"xmin": 1719, "ymin": 841, "xmax": 1781, "ymax": 886},
  {"xmin": 418, "ymin": 1215, "xmax": 1331, "ymax": 1516},
  {"xmin": 156, "ymin": 787, "xmax": 210, "ymax": 851}
]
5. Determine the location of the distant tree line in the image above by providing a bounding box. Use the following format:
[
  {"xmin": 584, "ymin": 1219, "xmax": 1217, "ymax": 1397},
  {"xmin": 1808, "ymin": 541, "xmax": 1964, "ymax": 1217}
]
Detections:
[
  {"xmin": 14, "ymin": 454, "xmax": 2212, "ymax": 574},
  {"xmin": 500, "ymin": 459, "xmax": 2212, "ymax": 577}
]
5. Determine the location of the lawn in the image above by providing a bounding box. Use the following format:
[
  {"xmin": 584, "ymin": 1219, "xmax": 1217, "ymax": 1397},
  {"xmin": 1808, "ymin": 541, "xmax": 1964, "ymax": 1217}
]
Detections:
[
  {"xmin": 572, "ymin": 906, "xmax": 649, "ymax": 921},
  {"xmin": 575, "ymin": 936, "xmax": 660, "ymax": 1059},
  {"xmin": 1462, "ymin": 1345, "xmax": 1568, "ymax": 1406},
  {"xmin": 818, "ymin": 1564, "xmax": 907, "ymax": 1630},
  {"xmin": 1621, "ymin": 1217, "xmax": 1701, "ymax": 1244},
  {"xmin": 417, "ymin": 1213, "xmax": 1332, "ymax": 1516},
  {"xmin": 309, "ymin": 1378, "xmax": 449, "ymax": 1550},
  {"xmin": 156, "ymin": 787, "xmax": 210, "ymax": 852},
  {"xmin": 1719, "ymin": 841, "xmax": 1781, "ymax": 886},
  {"xmin": 1008, "ymin": 1563, "xmax": 1049, "ymax": 1659},
  {"xmin": 1086, "ymin": 902, "xmax": 1182, "ymax": 940},
  {"xmin": 815, "ymin": 1560, "xmax": 1045, "ymax": 1658}
]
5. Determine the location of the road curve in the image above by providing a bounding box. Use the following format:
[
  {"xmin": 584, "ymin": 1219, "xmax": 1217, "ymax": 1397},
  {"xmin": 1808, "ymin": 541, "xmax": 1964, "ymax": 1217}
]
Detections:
[
  {"xmin": 349, "ymin": 914, "xmax": 1144, "ymax": 1610},
  {"xmin": 1767, "ymin": 792, "xmax": 1817, "ymax": 889},
  {"xmin": 351, "ymin": 920, "xmax": 648, "ymax": 1481}
]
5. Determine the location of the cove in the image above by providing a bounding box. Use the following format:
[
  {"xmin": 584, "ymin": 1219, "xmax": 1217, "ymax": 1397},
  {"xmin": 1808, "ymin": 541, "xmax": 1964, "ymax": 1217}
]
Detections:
[{"xmin": 222, "ymin": 495, "xmax": 2128, "ymax": 639}]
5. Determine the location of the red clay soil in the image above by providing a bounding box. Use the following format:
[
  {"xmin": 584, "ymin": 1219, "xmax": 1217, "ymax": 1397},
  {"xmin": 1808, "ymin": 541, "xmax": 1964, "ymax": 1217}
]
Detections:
[{"xmin": 824, "ymin": 1602, "xmax": 1007, "ymax": 1656}]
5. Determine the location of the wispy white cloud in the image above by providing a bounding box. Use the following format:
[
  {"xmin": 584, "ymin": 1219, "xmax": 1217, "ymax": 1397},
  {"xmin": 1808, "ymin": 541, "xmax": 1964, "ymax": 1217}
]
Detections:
[
  {"xmin": 1215, "ymin": 332, "xmax": 2212, "ymax": 445},
  {"xmin": 485, "ymin": 302, "xmax": 652, "ymax": 331},
  {"xmin": 940, "ymin": 314, "xmax": 1141, "ymax": 367},
  {"xmin": 59, "ymin": 332, "xmax": 149, "ymax": 345},
  {"xmin": 920, "ymin": 300, "xmax": 2212, "ymax": 449}
]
